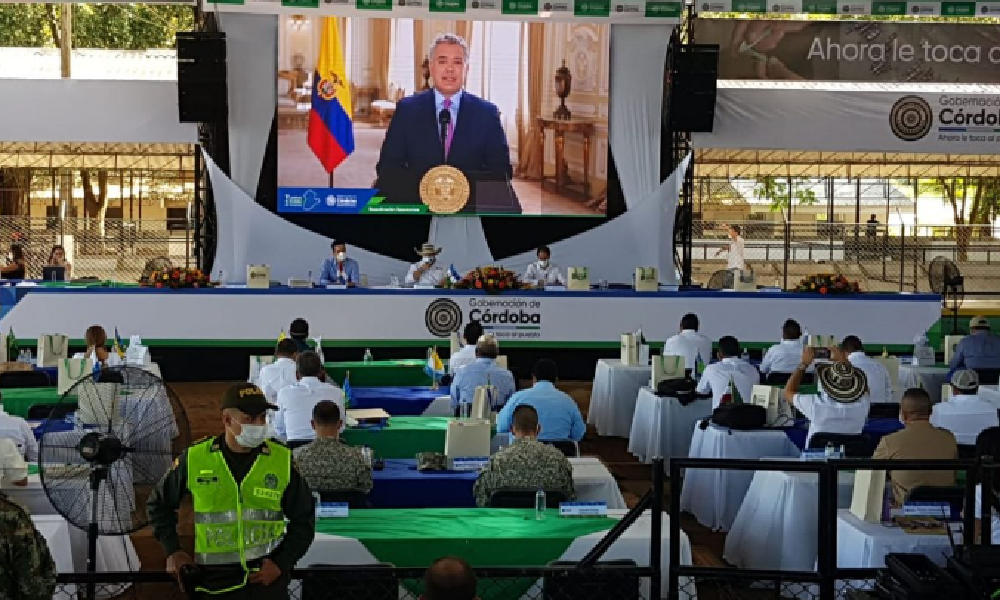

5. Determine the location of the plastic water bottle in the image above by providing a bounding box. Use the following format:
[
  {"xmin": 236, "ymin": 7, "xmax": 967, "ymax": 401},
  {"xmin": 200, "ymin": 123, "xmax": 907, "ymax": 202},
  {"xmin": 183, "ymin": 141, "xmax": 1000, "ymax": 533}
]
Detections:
[
  {"xmin": 825, "ymin": 442, "xmax": 835, "ymax": 458},
  {"xmin": 535, "ymin": 488, "xmax": 546, "ymax": 520},
  {"xmin": 16, "ymin": 349, "xmax": 25, "ymax": 363},
  {"xmin": 839, "ymin": 445, "xmax": 846, "ymax": 458},
  {"xmin": 26, "ymin": 347, "xmax": 33, "ymax": 365},
  {"xmin": 741, "ymin": 347, "xmax": 750, "ymax": 361},
  {"xmin": 363, "ymin": 348, "xmax": 373, "ymax": 364},
  {"xmin": 460, "ymin": 401, "xmax": 470, "ymax": 419}
]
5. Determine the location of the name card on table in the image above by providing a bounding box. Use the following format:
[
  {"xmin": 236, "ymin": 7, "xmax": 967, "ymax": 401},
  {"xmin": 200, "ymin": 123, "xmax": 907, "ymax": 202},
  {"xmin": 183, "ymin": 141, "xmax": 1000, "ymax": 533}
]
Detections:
[
  {"xmin": 544, "ymin": 285, "xmax": 566, "ymax": 292},
  {"xmin": 326, "ymin": 284, "xmax": 348, "ymax": 290},
  {"xmin": 448, "ymin": 457, "xmax": 490, "ymax": 471},
  {"xmin": 903, "ymin": 502, "xmax": 951, "ymax": 518},
  {"xmin": 316, "ymin": 502, "xmax": 350, "ymax": 518},
  {"xmin": 559, "ymin": 502, "xmax": 608, "ymax": 517},
  {"xmin": 414, "ymin": 285, "xmax": 437, "ymax": 290}
]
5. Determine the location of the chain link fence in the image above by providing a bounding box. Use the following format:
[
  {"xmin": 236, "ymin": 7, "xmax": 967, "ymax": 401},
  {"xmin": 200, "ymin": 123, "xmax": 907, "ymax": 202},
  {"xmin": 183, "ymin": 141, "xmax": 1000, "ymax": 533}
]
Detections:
[
  {"xmin": 691, "ymin": 221, "xmax": 1000, "ymax": 293},
  {"xmin": 3, "ymin": 216, "xmax": 193, "ymax": 283}
]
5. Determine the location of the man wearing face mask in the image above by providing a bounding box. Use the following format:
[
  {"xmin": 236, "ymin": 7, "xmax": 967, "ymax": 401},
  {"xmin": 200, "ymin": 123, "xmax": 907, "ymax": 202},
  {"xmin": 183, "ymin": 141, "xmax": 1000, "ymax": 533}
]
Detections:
[
  {"xmin": 405, "ymin": 242, "xmax": 447, "ymax": 286},
  {"xmin": 319, "ymin": 240, "xmax": 360, "ymax": 287},
  {"xmin": 523, "ymin": 246, "xmax": 565, "ymax": 287},
  {"xmin": 148, "ymin": 383, "xmax": 315, "ymax": 599}
]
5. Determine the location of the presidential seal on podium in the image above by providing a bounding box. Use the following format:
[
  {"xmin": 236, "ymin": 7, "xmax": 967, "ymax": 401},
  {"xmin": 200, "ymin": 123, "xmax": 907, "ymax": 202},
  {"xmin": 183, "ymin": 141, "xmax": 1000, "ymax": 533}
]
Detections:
[{"xmin": 419, "ymin": 165, "xmax": 470, "ymax": 214}]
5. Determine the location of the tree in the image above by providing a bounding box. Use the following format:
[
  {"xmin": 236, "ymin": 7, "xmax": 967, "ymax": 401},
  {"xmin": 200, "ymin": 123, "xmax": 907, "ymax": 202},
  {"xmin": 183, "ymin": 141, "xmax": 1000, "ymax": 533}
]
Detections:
[
  {"xmin": 919, "ymin": 177, "xmax": 1000, "ymax": 260},
  {"xmin": 752, "ymin": 177, "xmax": 819, "ymax": 213},
  {"xmin": 0, "ymin": 3, "xmax": 193, "ymax": 49}
]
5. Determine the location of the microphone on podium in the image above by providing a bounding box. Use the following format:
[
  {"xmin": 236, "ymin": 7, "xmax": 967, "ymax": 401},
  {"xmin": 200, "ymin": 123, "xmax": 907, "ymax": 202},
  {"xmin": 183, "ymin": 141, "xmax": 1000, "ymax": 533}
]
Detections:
[{"xmin": 438, "ymin": 109, "xmax": 451, "ymax": 152}]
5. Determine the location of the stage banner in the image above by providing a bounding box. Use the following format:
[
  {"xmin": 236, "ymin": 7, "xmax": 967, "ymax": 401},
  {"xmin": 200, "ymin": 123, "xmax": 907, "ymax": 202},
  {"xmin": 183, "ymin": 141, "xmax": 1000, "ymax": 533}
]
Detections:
[
  {"xmin": 696, "ymin": 1, "xmax": 1000, "ymax": 17},
  {"xmin": 200, "ymin": 0, "xmax": 681, "ymax": 23},
  {"xmin": 699, "ymin": 19, "xmax": 1000, "ymax": 82},
  {"xmin": 695, "ymin": 87, "xmax": 1000, "ymax": 154}
]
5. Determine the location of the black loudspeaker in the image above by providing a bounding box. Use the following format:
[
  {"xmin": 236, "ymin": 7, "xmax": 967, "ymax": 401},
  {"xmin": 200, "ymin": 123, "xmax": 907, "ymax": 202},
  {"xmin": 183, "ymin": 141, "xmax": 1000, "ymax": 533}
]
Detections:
[
  {"xmin": 668, "ymin": 44, "xmax": 719, "ymax": 133},
  {"xmin": 176, "ymin": 32, "xmax": 228, "ymax": 123}
]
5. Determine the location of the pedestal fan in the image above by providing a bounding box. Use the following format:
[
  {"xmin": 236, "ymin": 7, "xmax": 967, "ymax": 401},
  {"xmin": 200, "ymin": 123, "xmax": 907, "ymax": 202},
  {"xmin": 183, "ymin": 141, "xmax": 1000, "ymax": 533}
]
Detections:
[
  {"xmin": 35, "ymin": 365, "xmax": 191, "ymax": 598},
  {"xmin": 928, "ymin": 256, "xmax": 965, "ymax": 335}
]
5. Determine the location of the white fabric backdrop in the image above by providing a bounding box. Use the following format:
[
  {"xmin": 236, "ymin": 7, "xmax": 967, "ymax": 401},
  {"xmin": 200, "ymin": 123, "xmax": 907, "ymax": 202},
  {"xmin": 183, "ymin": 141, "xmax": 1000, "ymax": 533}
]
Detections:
[{"xmin": 211, "ymin": 17, "xmax": 681, "ymax": 284}]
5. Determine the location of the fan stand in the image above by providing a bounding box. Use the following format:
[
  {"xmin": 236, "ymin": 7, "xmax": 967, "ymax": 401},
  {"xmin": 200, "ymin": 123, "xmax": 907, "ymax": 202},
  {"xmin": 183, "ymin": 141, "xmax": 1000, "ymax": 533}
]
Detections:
[{"xmin": 77, "ymin": 432, "xmax": 128, "ymax": 600}]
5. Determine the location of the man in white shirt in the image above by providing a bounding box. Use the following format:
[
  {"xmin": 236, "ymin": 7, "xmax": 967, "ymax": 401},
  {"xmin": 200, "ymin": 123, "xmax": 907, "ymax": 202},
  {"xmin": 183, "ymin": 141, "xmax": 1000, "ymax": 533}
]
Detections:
[
  {"xmin": 931, "ymin": 369, "xmax": 1000, "ymax": 445},
  {"xmin": 0, "ymin": 402, "xmax": 37, "ymax": 462},
  {"xmin": 523, "ymin": 246, "xmax": 565, "ymax": 287},
  {"xmin": 695, "ymin": 336, "xmax": 760, "ymax": 408},
  {"xmin": 714, "ymin": 224, "xmax": 745, "ymax": 271},
  {"xmin": 257, "ymin": 339, "xmax": 299, "ymax": 403},
  {"xmin": 275, "ymin": 351, "xmax": 345, "ymax": 447},
  {"xmin": 0, "ymin": 437, "xmax": 27, "ymax": 486},
  {"xmin": 760, "ymin": 319, "xmax": 808, "ymax": 376},
  {"xmin": 663, "ymin": 313, "xmax": 714, "ymax": 371},
  {"xmin": 405, "ymin": 242, "xmax": 447, "ymax": 286},
  {"xmin": 841, "ymin": 335, "xmax": 893, "ymax": 403},
  {"xmin": 785, "ymin": 346, "xmax": 869, "ymax": 447},
  {"xmin": 449, "ymin": 322, "xmax": 484, "ymax": 374}
]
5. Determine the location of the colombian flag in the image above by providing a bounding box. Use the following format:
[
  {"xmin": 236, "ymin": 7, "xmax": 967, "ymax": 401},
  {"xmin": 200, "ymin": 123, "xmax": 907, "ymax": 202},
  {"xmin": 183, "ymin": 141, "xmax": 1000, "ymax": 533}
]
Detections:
[{"xmin": 308, "ymin": 17, "xmax": 354, "ymax": 173}]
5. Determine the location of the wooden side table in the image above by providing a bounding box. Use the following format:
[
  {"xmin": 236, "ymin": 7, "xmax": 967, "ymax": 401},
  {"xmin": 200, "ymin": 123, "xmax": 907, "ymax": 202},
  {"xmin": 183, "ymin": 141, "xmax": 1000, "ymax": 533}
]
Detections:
[{"xmin": 536, "ymin": 117, "xmax": 596, "ymax": 200}]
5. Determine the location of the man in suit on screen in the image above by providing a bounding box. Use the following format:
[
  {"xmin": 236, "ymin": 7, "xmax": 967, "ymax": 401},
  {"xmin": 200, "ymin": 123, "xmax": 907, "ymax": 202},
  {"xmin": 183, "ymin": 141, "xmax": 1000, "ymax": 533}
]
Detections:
[{"xmin": 374, "ymin": 33, "xmax": 514, "ymax": 207}]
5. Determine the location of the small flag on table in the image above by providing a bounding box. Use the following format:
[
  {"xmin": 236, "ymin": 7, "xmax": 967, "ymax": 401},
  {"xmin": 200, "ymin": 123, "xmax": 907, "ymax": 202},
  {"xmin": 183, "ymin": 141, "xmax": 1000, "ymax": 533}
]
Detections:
[
  {"xmin": 695, "ymin": 352, "xmax": 706, "ymax": 377},
  {"xmin": 425, "ymin": 348, "xmax": 445, "ymax": 381},
  {"xmin": 113, "ymin": 328, "xmax": 126, "ymax": 359},
  {"xmin": 343, "ymin": 372, "xmax": 352, "ymax": 408},
  {"xmin": 720, "ymin": 377, "xmax": 743, "ymax": 405},
  {"xmin": 448, "ymin": 264, "xmax": 462, "ymax": 284},
  {"xmin": 6, "ymin": 327, "xmax": 15, "ymax": 361}
]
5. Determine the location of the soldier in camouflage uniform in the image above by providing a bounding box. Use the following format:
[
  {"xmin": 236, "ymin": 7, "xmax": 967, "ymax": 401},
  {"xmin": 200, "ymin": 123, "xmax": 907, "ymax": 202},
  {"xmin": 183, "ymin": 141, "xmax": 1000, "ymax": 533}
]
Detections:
[
  {"xmin": 473, "ymin": 404, "xmax": 575, "ymax": 507},
  {"xmin": 293, "ymin": 401, "xmax": 373, "ymax": 493},
  {"xmin": 0, "ymin": 494, "xmax": 57, "ymax": 600}
]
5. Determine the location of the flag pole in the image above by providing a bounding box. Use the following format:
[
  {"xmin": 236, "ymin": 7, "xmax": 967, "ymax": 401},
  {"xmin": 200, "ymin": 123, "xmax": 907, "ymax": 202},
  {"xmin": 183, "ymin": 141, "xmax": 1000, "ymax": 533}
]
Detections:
[{"xmin": 329, "ymin": 172, "xmax": 334, "ymax": 187}]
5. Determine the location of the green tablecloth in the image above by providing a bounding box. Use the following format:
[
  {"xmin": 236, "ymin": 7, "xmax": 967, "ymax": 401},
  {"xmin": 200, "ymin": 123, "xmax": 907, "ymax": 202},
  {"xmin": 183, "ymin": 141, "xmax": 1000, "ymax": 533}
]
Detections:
[
  {"xmin": 341, "ymin": 417, "xmax": 453, "ymax": 459},
  {"xmin": 0, "ymin": 387, "xmax": 64, "ymax": 418},
  {"xmin": 315, "ymin": 508, "xmax": 615, "ymax": 599},
  {"xmin": 325, "ymin": 360, "xmax": 432, "ymax": 387}
]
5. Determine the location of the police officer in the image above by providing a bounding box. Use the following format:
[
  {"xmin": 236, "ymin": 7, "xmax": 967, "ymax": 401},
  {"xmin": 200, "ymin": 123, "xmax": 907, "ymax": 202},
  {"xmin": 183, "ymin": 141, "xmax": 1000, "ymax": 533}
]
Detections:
[
  {"xmin": 0, "ymin": 494, "xmax": 57, "ymax": 599},
  {"xmin": 148, "ymin": 383, "xmax": 315, "ymax": 599}
]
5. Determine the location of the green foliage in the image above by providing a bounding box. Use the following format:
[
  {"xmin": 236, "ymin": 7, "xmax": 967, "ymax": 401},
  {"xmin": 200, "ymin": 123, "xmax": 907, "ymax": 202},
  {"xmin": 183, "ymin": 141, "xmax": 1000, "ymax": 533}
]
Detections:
[
  {"xmin": 0, "ymin": 3, "xmax": 194, "ymax": 49},
  {"xmin": 753, "ymin": 176, "xmax": 818, "ymax": 213}
]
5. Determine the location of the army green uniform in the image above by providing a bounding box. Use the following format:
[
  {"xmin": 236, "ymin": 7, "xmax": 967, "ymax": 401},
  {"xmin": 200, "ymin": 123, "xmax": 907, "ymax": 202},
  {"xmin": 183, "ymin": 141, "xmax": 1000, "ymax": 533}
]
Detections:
[
  {"xmin": 473, "ymin": 438, "xmax": 576, "ymax": 507},
  {"xmin": 0, "ymin": 494, "xmax": 57, "ymax": 600},
  {"xmin": 293, "ymin": 438, "xmax": 373, "ymax": 493}
]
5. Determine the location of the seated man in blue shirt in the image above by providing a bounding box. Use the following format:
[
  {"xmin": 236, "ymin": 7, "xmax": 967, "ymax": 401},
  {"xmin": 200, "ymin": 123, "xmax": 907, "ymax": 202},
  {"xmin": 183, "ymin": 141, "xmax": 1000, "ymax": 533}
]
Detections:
[
  {"xmin": 319, "ymin": 240, "xmax": 361, "ymax": 286},
  {"xmin": 496, "ymin": 359, "xmax": 585, "ymax": 442},
  {"xmin": 949, "ymin": 316, "xmax": 1000, "ymax": 378},
  {"xmin": 450, "ymin": 335, "xmax": 516, "ymax": 417}
]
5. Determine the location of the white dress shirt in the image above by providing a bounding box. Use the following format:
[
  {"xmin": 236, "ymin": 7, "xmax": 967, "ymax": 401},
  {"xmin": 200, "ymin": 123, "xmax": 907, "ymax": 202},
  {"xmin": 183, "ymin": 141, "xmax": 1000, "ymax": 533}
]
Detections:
[
  {"xmin": 695, "ymin": 357, "xmax": 760, "ymax": 408},
  {"xmin": 760, "ymin": 339, "xmax": 809, "ymax": 375},
  {"xmin": 405, "ymin": 261, "xmax": 447, "ymax": 286},
  {"xmin": 0, "ymin": 409, "xmax": 37, "ymax": 462},
  {"xmin": 72, "ymin": 350, "xmax": 124, "ymax": 368},
  {"xmin": 274, "ymin": 376, "xmax": 345, "ymax": 443},
  {"xmin": 0, "ymin": 437, "xmax": 27, "ymax": 485},
  {"xmin": 793, "ymin": 392, "xmax": 870, "ymax": 448},
  {"xmin": 258, "ymin": 357, "xmax": 298, "ymax": 403},
  {"xmin": 663, "ymin": 330, "xmax": 714, "ymax": 371},
  {"xmin": 930, "ymin": 394, "xmax": 1000, "ymax": 445},
  {"xmin": 449, "ymin": 344, "xmax": 478, "ymax": 373},
  {"xmin": 727, "ymin": 236, "xmax": 746, "ymax": 270},
  {"xmin": 847, "ymin": 351, "xmax": 894, "ymax": 403},
  {"xmin": 523, "ymin": 262, "xmax": 565, "ymax": 286}
]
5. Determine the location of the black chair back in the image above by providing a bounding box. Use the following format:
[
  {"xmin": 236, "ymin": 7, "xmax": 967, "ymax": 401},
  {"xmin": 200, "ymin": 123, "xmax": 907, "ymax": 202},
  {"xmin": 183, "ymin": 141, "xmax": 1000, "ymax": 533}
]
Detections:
[
  {"xmin": 302, "ymin": 564, "xmax": 397, "ymax": 600},
  {"xmin": 807, "ymin": 432, "xmax": 873, "ymax": 458},
  {"xmin": 318, "ymin": 489, "xmax": 371, "ymax": 509},
  {"xmin": 544, "ymin": 560, "xmax": 640, "ymax": 600},
  {"xmin": 0, "ymin": 370, "xmax": 51, "ymax": 389},
  {"xmin": 975, "ymin": 369, "xmax": 1000, "ymax": 385},
  {"xmin": 958, "ymin": 444, "xmax": 978, "ymax": 460},
  {"xmin": 27, "ymin": 403, "xmax": 76, "ymax": 420},
  {"xmin": 544, "ymin": 440, "xmax": 580, "ymax": 457},
  {"xmin": 906, "ymin": 486, "xmax": 965, "ymax": 519},
  {"xmin": 488, "ymin": 488, "xmax": 567, "ymax": 508},
  {"xmin": 868, "ymin": 403, "xmax": 901, "ymax": 419},
  {"xmin": 764, "ymin": 372, "xmax": 815, "ymax": 386}
]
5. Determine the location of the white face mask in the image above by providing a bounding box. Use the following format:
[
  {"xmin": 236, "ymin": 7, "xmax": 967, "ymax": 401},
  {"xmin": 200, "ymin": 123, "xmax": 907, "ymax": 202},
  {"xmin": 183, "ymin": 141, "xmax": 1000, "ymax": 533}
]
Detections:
[
  {"xmin": 336, "ymin": 252, "xmax": 347, "ymax": 262},
  {"xmin": 231, "ymin": 422, "xmax": 268, "ymax": 449},
  {"xmin": 423, "ymin": 256, "xmax": 435, "ymax": 264},
  {"xmin": 899, "ymin": 414, "xmax": 906, "ymax": 427},
  {"xmin": 537, "ymin": 260, "xmax": 549, "ymax": 268}
]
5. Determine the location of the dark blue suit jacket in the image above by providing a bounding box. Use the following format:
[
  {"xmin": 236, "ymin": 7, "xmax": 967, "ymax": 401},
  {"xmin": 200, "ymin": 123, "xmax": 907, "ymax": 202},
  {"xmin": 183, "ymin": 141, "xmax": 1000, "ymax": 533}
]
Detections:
[{"xmin": 375, "ymin": 90, "xmax": 513, "ymax": 180}]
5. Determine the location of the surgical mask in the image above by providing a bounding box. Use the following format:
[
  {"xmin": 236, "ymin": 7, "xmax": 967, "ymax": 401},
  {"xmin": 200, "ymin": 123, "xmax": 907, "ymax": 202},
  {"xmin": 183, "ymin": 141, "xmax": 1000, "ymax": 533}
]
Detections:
[
  {"xmin": 336, "ymin": 252, "xmax": 347, "ymax": 262},
  {"xmin": 899, "ymin": 414, "xmax": 906, "ymax": 427},
  {"xmin": 537, "ymin": 260, "xmax": 549, "ymax": 268},
  {"xmin": 423, "ymin": 256, "xmax": 434, "ymax": 264},
  {"xmin": 232, "ymin": 422, "xmax": 268, "ymax": 449}
]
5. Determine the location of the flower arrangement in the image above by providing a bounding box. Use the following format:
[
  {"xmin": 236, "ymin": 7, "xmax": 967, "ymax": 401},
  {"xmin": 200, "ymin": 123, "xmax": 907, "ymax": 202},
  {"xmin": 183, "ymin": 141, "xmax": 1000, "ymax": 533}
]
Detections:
[
  {"xmin": 793, "ymin": 273, "xmax": 861, "ymax": 295},
  {"xmin": 443, "ymin": 266, "xmax": 521, "ymax": 294},
  {"xmin": 145, "ymin": 267, "xmax": 212, "ymax": 289}
]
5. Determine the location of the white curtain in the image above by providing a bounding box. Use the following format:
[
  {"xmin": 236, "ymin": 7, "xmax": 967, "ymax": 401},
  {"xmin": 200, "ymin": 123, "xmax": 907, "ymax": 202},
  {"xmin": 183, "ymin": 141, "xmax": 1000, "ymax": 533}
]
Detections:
[
  {"xmin": 387, "ymin": 19, "xmax": 415, "ymax": 94},
  {"xmin": 464, "ymin": 21, "xmax": 521, "ymax": 143}
]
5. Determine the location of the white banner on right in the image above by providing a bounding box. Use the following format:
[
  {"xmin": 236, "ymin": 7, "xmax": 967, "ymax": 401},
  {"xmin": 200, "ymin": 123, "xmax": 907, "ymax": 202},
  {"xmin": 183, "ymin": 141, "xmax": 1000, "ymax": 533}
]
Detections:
[{"xmin": 694, "ymin": 84, "xmax": 1000, "ymax": 155}]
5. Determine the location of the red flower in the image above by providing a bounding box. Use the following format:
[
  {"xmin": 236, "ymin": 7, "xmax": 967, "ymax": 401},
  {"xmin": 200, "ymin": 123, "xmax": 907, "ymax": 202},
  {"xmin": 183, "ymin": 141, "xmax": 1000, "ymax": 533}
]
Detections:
[
  {"xmin": 819, "ymin": 287, "xmax": 828, "ymax": 294},
  {"xmin": 155, "ymin": 282, "xmax": 162, "ymax": 289},
  {"xmin": 475, "ymin": 280, "xmax": 482, "ymax": 289}
]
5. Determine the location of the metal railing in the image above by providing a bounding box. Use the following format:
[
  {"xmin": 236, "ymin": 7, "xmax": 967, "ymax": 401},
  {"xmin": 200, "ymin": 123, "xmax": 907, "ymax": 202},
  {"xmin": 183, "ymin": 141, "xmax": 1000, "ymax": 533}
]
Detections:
[
  {"xmin": 1, "ymin": 216, "xmax": 193, "ymax": 283},
  {"xmin": 692, "ymin": 221, "xmax": 1000, "ymax": 292},
  {"xmin": 668, "ymin": 457, "xmax": 994, "ymax": 600}
]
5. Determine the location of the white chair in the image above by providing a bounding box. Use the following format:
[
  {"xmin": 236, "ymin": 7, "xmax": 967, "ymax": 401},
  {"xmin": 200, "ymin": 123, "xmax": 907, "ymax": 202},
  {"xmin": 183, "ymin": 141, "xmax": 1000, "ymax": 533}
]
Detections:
[{"xmin": 371, "ymin": 85, "xmax": 404, "ymax": 127}]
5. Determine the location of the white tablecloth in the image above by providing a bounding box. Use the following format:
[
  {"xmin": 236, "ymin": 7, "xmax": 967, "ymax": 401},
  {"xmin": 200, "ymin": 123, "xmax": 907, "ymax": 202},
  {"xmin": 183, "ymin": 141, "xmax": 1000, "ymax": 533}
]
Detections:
[
  {"xmin": 679, "ymin": 424, "xmax": 799, "ymax": 532},
  {"xmin": 32, "ymin": 514, "xmax": 140, "ymax": 572},
  {"xmin": 298, "ymin": 510, "xmax": 695, "ymax": 599},
  {"xmin": 628, "ymin": 388, "xmax": 712, "ymax": 466},
  {"xmin": 588, "ymin": 359, "xmax": 650, "ymax": 438},
  {"xmin": 570, "ymin": 457, "xmax": 628, "ymax": 510},
  {"xmin": 724, "ymin": 470, "xmax": 868, "ymax": 571},
  {"xmin": 837, "ymin": 509, "xmax": 956, "ymax": 568},
  {"xmin": 899, "ymin": 364, "xmax": 949, "ymax": 404}
]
